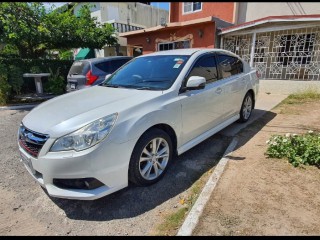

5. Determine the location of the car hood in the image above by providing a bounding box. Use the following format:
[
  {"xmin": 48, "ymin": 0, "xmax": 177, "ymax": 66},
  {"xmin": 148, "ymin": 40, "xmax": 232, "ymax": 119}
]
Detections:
[{"xmin": 22, "ymin": 86, "xmax": 163, "ymax": 138}]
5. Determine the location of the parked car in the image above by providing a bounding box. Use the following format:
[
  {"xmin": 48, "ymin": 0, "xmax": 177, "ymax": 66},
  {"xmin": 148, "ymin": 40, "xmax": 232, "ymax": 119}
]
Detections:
[
  {"xmin": 66, "ymin": 56, "xmax": 132, "ymax": 92},
  {"xmin": 18, "ymin": 48, "xmax": 259, "ymax": 200}
]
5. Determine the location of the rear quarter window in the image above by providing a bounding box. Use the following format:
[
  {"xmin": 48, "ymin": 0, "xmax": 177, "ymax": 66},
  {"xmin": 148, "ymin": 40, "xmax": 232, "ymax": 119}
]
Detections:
[{"xmin": 68, "ymin": 61, "xmax": 90, "ymax": 75}]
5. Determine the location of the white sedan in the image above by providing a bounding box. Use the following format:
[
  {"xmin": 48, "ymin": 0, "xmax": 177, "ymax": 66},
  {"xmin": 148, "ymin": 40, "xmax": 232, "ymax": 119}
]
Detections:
[{"xmin": 18, "ymin": 48, "xmax": 259, "ymax": 200}]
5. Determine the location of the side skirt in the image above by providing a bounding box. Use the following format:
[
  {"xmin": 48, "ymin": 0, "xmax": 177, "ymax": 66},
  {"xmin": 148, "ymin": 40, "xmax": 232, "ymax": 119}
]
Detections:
[{"xmin": 177, "ymin": 114, "xmax": 239, "ymax": 155}]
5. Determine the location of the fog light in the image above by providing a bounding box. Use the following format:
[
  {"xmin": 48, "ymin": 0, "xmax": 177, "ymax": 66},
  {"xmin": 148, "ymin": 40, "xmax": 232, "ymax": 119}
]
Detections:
[{"xmin": 53, "ymin": 178, "xmax": 104, "ymax": 190}]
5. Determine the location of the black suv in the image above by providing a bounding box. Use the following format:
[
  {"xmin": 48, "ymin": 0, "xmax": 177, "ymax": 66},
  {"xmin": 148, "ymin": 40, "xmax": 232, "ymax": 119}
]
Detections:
[{"xmin": 66, "ymin": 56, "xmax": 132, "ymax": 92}]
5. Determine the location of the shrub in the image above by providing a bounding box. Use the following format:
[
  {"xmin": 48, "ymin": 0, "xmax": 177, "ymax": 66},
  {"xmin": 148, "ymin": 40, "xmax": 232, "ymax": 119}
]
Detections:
[
  {"xmin": 265, "ymin": 131, "xmax": 320, "ymax": 167},
  {"xmin": 0, "ymin": 63, "xmax": 11, "ymax": 105},
  {"xmin": 0, "ymin": 58, "xmax": 73, "ymax": 95},
  {"xmin": 30, "ymin": 66, "xmax": 42, "ymax": 74},
  {"xmin": 8, "ymin": 65, "xmax": 24, "ymax": 95},
  {"xmin": 43, "ymin": 67, "xmax": 65, "ymax": 95}
]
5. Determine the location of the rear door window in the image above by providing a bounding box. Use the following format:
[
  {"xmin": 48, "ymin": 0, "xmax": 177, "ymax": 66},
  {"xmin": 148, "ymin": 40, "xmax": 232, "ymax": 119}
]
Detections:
[{"xmin": 68, "ymin": 61, "xmax": 90, "ymax": 75}]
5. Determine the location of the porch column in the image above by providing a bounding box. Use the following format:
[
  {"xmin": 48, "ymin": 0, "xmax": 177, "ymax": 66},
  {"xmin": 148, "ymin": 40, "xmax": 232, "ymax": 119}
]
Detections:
[
  {"xmin": 220, "ymin": 36, "xmax": 224, "ymax": 49},
  {"xmin": 249, "ymin": 32, "xmax": 256, "ymax": 67}
]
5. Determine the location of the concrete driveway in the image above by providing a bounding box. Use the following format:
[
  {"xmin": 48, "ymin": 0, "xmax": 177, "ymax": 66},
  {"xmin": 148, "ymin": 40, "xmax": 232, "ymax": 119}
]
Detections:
[{"xmin": 221, "ymin": 79, "xmax": 320, "ymax": 136}]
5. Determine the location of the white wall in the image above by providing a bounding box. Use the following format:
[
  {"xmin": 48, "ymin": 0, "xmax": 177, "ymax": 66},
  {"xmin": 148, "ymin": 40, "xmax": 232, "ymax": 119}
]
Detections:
[
  {"xmin": 237, "ymin": 2, "xmax": 320, "ymax": 24},
  {"xmin": 99, "ymin": 2, "xmax": 169, "ymax": 28}
]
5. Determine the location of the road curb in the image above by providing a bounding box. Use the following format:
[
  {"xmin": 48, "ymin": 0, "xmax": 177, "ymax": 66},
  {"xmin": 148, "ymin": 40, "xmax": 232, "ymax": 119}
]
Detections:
[
  {"xmin": 176, "ymin": 136, "xmax": 239, "ymax": 236},
  {"xmin": 0, "ymin": 103, "xmax": 39, "ymax": 111}
]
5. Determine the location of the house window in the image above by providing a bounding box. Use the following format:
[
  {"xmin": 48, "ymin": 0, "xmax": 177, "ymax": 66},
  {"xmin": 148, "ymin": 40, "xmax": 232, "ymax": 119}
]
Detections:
[
  {"xmin": 183, "ymin": 2, "xmax": 202, "ymax": 14},
  {"xmin": 158, "ymin": 40, "xmax": 190, "ymax": 51},
  {"xmin": 278, "ymin": 33, "xmax": 314, "ymax": 66}
]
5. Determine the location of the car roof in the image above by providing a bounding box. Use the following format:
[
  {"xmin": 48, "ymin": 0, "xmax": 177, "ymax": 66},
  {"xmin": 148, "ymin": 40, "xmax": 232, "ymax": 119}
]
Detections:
[
  {"xmin": 77, "ymin": 56, "xmax": 132, "ymax": 63},
  {"xmin": 137, "ymin": 48, "xmax": 239, "ymax": 57}
]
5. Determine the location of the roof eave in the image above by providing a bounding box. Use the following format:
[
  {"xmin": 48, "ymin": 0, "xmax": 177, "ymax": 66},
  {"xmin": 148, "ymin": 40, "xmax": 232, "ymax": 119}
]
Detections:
[
  {"xmin": 220, "ymin": 16, "xmax": 320, "ymax": 35},
  {"xmin": 119, "ymin": 16, "xmax": 215, "ymax": 38}
]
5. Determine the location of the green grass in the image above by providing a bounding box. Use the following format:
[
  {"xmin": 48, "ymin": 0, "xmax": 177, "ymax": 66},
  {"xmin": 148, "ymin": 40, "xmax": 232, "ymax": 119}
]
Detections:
[
  {"xmin": 275, "ymin": 87, "xmax": 320, "ymax": 114},
  {"xmin": 281, "ymin": 87, "xmax": 320, "ymax": 105}
]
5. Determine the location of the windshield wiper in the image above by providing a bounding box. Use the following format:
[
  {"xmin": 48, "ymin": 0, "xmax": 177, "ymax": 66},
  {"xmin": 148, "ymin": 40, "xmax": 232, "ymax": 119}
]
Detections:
[{"xmin": 136, "ymin": 87, "xmax": 153, "ymax": 90}]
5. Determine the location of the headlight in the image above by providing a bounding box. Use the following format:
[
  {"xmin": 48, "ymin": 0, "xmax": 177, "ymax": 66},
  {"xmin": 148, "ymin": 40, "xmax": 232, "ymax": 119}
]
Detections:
[{"xmin": 50, "ymin": 113, "xmax": 118, "ymax": 152}]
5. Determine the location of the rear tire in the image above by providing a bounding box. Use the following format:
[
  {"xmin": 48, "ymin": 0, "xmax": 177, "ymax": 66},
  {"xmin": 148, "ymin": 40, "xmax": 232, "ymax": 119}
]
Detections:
[
  {"xmin": 238, "ymin": 92, "xmax": 253, "ymax": 123},
  {"xmin": 129, "ymin": 128, "xmax": 173, "ymax": 186}
]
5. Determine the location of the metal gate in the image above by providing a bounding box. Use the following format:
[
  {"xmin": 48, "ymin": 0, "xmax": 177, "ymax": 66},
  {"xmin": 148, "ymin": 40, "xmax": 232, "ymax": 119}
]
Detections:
[{"xmin": 222, "ymin": 27, "xmax": 320, "ymax": 80}]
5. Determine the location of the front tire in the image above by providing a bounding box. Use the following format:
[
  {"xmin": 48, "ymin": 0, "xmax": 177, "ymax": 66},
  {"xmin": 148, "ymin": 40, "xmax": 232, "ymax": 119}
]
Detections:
[
  {"xmin": 238, "ymin": 92, "xmax": 253, "ymax": 123},
  {"xmin": 129, "ymin": 128, "xmax": 173, "ymax": 186}
]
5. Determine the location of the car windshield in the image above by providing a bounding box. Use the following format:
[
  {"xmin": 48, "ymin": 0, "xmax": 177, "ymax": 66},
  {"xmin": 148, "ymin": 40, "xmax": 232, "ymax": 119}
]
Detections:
[{"xmin": 101, "ymin": 55, "xmax": 190, "ymax": 90}]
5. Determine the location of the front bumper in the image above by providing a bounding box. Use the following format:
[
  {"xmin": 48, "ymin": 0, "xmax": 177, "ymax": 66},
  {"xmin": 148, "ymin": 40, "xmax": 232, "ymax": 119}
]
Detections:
[{"xmin": 18, "ymin": 137, "xmax": 138, "ymax": 200}]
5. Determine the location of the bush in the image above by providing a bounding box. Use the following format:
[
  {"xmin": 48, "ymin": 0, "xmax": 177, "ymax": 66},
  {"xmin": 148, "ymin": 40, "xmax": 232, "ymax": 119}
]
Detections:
[
  {"xmin": 8, "ymin": 65, "xmax": 23, "ymax": 95},
  {"xmin": 43, "ymin": 67, "xmax": 65, "ymax": 95},
  {"xmin": 0, "ymin": 63, "xmax": 11, "ymax": 105},
  {"xmin": 265, "ymin": 130, "xmax": 320, "ymax": 167},
  {"xmin": 0, "ymin": 58, "xmax": 73, "ymax": 95}
]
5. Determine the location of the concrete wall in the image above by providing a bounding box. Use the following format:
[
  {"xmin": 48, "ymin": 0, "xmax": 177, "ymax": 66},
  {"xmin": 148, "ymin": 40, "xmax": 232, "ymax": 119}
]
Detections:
[
  {"xmin": 99, "ymin": 2, "xmax": 169, "ymax": 28},
  {"xmin": 73, "ymin": 2, "xmax": 168, "ymax": 28},
  {"xmin": 170, "ymin": 2, "xmax": 235, "ymax": 24},
  {"xmin": 73, "ymin": 2, "xmax": 101, "ymax": 21},
  {"xmin": 72, "ymin": 2, "xmax": 169, "ymax": 57},
  {"xmin": 237, "ymin": 2, "xmax": 320, "ymax": 24}
]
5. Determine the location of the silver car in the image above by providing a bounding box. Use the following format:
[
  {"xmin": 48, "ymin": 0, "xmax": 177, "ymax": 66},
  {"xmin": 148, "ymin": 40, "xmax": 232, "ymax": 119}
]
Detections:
[{"xmin": 18, "ymin": 48, "xmax": 259, "ymax": 200}]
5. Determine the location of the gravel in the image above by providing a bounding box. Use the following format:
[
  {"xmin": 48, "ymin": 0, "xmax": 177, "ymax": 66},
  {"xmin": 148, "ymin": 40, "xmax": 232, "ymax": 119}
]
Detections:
[{"xmin": 0, "ymin": 108, "xmax": 231, "ymax": 236}]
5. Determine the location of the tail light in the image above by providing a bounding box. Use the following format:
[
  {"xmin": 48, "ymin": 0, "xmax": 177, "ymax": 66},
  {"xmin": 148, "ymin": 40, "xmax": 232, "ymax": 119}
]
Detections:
[{"xmin": 86, "ymin": 70, "xmax": 98, "ymax": 85}]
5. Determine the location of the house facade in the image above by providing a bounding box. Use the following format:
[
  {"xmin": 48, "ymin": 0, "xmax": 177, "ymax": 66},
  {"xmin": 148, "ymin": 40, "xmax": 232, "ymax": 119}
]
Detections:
[
  {"xmin": 70, "ymin": 2, "xmax": 169, "ymax": 58},
  {"xmin": 120, "ymin": 2, "xmax": 234, "ymax": 56},
  {"xmin": 121, "ymin": 2, "xmax": 320, "ymax": 80},
  {"xmin": 221, "ymin": 2, "xmax": 320, "ymax": 80}
]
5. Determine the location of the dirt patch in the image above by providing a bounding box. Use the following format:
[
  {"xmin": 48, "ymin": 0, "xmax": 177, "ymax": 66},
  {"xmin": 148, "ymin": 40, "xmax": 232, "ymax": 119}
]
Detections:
[{"xmin": 193, "ymin": 100, "xmax": 320, "ymax": 236}]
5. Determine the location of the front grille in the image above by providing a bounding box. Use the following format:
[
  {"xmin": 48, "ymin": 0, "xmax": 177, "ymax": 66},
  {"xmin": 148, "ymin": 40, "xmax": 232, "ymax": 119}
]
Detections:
[{"xmin": 18, "ymin": 124, "xmax": 49, "ymax": 158}]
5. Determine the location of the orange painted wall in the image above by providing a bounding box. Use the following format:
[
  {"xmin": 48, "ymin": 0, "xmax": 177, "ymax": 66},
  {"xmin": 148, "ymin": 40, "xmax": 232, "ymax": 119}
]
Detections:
[
  {"xmin": 126, "ymin": 21, "xmax": 216, "ymax": 55},
  {"xmin": 170, "ymin": 2, "xmax": 234, "ymax": 23}
]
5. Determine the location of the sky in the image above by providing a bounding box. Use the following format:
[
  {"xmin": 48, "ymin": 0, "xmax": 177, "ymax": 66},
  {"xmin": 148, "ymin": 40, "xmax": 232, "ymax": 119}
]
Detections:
[
  {"xmin": 44, "ymin": 2, "xmax": 170, "ymax": 11},
  {"xmin": 150, "ymin": 2, "xmax": 169, "ymax": 11}
]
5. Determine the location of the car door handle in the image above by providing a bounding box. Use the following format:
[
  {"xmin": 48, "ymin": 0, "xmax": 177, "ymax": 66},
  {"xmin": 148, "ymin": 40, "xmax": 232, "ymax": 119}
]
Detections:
[{"xmin": 215, "ymin": 87, "xmax": 222, "ymax": 94}]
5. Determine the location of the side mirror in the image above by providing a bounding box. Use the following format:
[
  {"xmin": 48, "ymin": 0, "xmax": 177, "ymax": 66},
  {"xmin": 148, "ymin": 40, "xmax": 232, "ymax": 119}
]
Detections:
[
  {"xmin": 105, "ymin": 74, "xmax": 111, "ymax": 81},
  {"xmin": 186, "ymin": 76, "xmax": 206, "ymax": 90}
]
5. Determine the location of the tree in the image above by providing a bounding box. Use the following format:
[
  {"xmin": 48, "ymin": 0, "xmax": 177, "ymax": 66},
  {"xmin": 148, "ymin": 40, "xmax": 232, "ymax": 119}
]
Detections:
[{"xmin": 0, "ymin": 2, "xmax": 117, "ymax": 59}]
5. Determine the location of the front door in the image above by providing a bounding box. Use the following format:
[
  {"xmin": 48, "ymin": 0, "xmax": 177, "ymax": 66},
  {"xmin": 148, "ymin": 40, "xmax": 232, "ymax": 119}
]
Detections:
[{"xmin": 179, "ymin": 54, "xmax": 225, "ymax": 145}]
